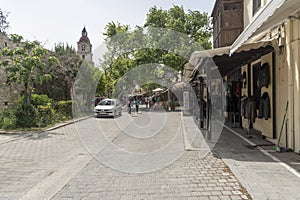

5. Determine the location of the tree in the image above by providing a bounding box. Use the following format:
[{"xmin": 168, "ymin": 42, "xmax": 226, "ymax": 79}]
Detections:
[
  {"xmin": 35, "ymin": 43, "xmax": 82, "ymax": 100},
  {"xmin": 0, "ymin": 9, "xmax": 9, "ymax": 34},
  {"xmin": 0, "ymin": 34, "xmax": 58, "ymax": 112},
  {"xmin": 101, "ymin": 21, "xmax": 130, "ymax": 97},
  {"xmin": 100, "ymin": 5, "xmax": 212, "ymax": 95},
  {"xmin": 145, "ymin": 5, "xmax": 212, "ymax": 49}
]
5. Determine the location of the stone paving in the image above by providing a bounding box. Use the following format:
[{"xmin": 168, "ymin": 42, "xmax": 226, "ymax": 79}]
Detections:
[
  {"xmin": 0, "ymin": 111, "xmax": 251, "ymax": 200},
  {"xmin": 52, "ymin": 111, "xmax": 250, "ymax": 200},
  {"xmin": 52, "ymin": 151, "xmax": 250, "ymax": 200},
  {"xmin": 0, "ymin": 125, "xmax": 91, "ymax": 200}
]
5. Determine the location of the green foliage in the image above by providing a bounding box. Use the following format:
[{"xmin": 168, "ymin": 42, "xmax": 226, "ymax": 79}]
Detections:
[
  {"xmin": 104, "ymin": 21, "xmax": 129, "ymax": 37},
  {"xmin": 0, "ymin": 109, "xmax": 16, "ymax": 130},
  {"xmin": 31, "ymin": 94, "xmax": 51, "ymax": 106},
  {"xmin": 0, "ymin": 34, "xmax": 59, "ymax": 112},
  {"xmin": 35, "ymin": 43, "xmax": 82, "ymax": 101},
  {"xmin": 95, "ymin": 71, "xmax": 107, "ymax": 97},
  {"xmin": 0, "ymin": 94, "xmax": 73, "ymax": 130},
  {"xmin": 144, "ymin": 5, "xmax": 212, "ymax": 49},
  {"xmin": 100, "ymin": 5, "xmax": 212, "ymax": 97},
  {"xmin": 14, "ymin": 103, "xmax": 38, "ymax": 128},
  {"xmin": 53, "ymin": 100, "xmax": 73, "ymax": 121},
  {"xmin": 36, "ymin": 104, "xmax": 55, "ymax": 127}
]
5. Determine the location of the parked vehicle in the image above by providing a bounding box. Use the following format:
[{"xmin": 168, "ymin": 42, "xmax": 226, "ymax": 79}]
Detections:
[
  {"xmin": 93, "ymin": 96, "xmax": 105, "ymax": 106},
  {"xmin": 94, "ymin": 99, "xmax": 122, "ymax": 117}
]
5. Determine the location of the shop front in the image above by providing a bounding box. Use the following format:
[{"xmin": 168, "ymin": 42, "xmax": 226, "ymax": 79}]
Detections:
[
  {"xmin": 187, "ymin": 41, "xmax": 276, "ymax": 142},
  {"xmin": 230, "ymin": 0, "xmax": 300, "ymax": 152}
]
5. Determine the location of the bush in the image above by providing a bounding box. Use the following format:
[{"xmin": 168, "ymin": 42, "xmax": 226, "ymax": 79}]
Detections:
[
  {"xmin": 54, "ymin": 100, "xmax": 73, "ymax": 121},
  {"xmin": 31, "ymin": 94, "xmax": 51, "ymax": 106},
  {"xmin": 0, "ymin": 95, "xmax": 74, "ymax": 130},
  {"xmin": 0, "ymin": 109, "xmax": 17, "ymax": 130},
  {"xmin": 14, "ymin": 103, "xmax": 39, "ymax": 128},
  {"xmin": 36, "ymin": 104, "xmax": 56, "ymax": 127}
]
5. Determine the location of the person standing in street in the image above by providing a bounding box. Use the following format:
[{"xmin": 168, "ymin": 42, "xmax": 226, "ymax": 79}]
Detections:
[
  {"xmin": 134, "ymin": 97, "xmax": 141, "ymax": 113},
  {"xmin": 145, "ymin": 96, "xmax": 150, "ymax": 109},
  {"xmin": 127, "ymin": 98, "xmax": 132, "ymax": 114}
]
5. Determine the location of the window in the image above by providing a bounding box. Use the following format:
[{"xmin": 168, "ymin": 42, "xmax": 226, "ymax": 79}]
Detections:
[
  {"xmin": 224, "ymin": 3, "xmax": 241, "ymax": 11},
  {"xmin": 217, "ymin": 10, "xmax": 221, "ymax": 31},
  {"xmin": 253, "ymin": 0, "xmax": 261, "ymax": 16},
  {"xmin": 99, "ymin": 100, "xmax": 114, "ymax": 106},
  {"xmin": 4, "ymin": 42, "xmax": 7, "ymax": 47},
  {"xmin": 82, "ymin": 55, "xmax": 85, "ymax": 59}
]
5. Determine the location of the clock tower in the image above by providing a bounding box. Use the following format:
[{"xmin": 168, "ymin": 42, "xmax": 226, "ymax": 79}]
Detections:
[{"xmin": 77, "ymin": 27, "xmax": 92, "ymax": 61}]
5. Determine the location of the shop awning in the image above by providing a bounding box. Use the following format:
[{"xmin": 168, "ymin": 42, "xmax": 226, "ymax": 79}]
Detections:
[
  {"xmin": 188, "ymin": 39, "xmax": 275, "ymax": 78},
  {"xmin": 215, "ymin": 44, "xmax": 274, "ymax": 77},
  {"xmin": 235, "ymin": 39, "xmax": 276, "ymax": 53},
  {"xmin": 189, "ymin": 47, "xmax": 230, "ymax": 66},
  {"xmin": 230, "ymin": 0, "xmax": 300, "ymax": 54}
]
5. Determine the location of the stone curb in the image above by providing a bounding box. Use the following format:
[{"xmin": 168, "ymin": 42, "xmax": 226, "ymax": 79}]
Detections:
[
  {"xmin": 45, "ymin": 115, "xmax": 94, "ymax": 132},
  {"xmin": 0, "ymin": 115, "xmax": 93, "ymax": 135},
  {"xmin": 0, "ymin": 115, "xmax": 93, "ymax": 145}
]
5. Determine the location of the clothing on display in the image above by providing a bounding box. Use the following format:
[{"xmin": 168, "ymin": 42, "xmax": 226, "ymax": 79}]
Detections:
[
  {"xmin": 257, "ymin": 63, "xmax": 270, "ymax": 88},
  {"xmin": 245, "ymin": 96, "xmax": 257, "ymax": 123},
  {"xmin": 241, "ymin": 95, "xmax": 248, "ymax": 118},
  {"xmin": 258, "ymin": 92, "xmax": 271, "ymax": 120}
]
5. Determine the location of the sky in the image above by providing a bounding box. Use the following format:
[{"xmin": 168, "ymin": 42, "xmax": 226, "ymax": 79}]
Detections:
[{"xmin": 1, "ymin": 0, "xmax": 215, "ymax": 50}]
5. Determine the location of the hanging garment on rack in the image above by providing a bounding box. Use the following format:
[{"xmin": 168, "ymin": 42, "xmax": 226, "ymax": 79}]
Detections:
[
  {"xmin": 226, "ymin": 95, "xmax": 232, "ymax": 112},
  {"xmin": 245, "ymin": 97, "xmax": 257, "ymax": 123},
  {"xmin": 258, "ymin": 92, "xmax": 271, "ymax": 120},
  {"xmin": 258, "ymin": 63, "xmax": 270, "ymax": 88},
  {"xmin": 241, "ymin": 96, "xmax": 248, "ymax": 118}
]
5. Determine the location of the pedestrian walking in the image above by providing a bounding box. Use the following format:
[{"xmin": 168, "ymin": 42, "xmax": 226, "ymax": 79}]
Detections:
[
  {"xmin": 134, "ymin": 97, "xmax": 141, "ymax": 113},
  {"xmin": 127, "ymin": 98, "xmax": 132, "ymax": 114},
  {"xmin": 145, "ymin": 96, "xmax": 150, "ymax": 109}
]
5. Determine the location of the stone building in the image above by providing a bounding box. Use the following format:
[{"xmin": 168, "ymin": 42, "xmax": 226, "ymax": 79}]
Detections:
[{"xmin": 77, "ymin": 27, "xmax": 93, "ymax": 61}]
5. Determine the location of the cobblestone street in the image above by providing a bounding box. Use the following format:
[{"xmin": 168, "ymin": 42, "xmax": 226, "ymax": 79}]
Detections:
[
  {"xmin": 0, "ymin": 111, "xmax": 251, "ymax": 200},
  {"xmin": 53, "ymin": 151, "xmax": 249, "ymax": 200},
  {"xmin": 0, "ymin": 123, "xmax": 92, "ymax": 200}
]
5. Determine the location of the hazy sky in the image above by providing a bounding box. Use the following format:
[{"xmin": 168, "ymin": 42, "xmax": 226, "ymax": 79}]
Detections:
[{"xmin": 1, "ymin": 0, "xmax": 215, "ymax": 50}]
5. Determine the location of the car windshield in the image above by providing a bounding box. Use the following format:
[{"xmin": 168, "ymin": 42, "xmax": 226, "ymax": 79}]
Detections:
[{"xmin": 98, "ymin": 100, "xmax": 114, "ymax": 106}]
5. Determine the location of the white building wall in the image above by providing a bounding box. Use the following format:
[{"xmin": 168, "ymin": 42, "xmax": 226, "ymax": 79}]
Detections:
[
  {"xmin": 244, "ymin": 0, "xmax": 252, "ymax": 28},
  {"xmin": 244, "ymin": 0, "xmax": 272, "ymax": 28},
  {"xmin": 286, "ymin": 15, "xmax": 300, "ymax": 152}
]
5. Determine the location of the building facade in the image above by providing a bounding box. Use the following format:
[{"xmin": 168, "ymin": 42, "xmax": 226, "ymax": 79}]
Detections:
[
  {"xmin": 212, "ymin": 0, "xmax": 244, "ymax": 48},
  {"xmin": 187, "ymin": 0, "xmax": 300, "ymax": 153},
  {"xmin": 77, "ymin": 27, "xmax": 93, "ymax": 61},
  {"xmin": 232, "ymin": 0, "xmax": 300, "ymax": 153}
]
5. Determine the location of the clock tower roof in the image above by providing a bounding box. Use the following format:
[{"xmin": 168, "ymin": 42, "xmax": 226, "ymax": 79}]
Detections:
[
  {"xmin": 78, "ymin": 26, "xmax": 90, "ymax": 43},
  {"xmin": 82, "ymin": 27, "xmax": 87, "ymax": 36}
]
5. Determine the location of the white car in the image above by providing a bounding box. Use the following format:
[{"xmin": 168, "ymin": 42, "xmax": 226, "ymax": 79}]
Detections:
[{"xmin": 94, "ymin": 99, "xmax": 122, "ymax": 117}]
